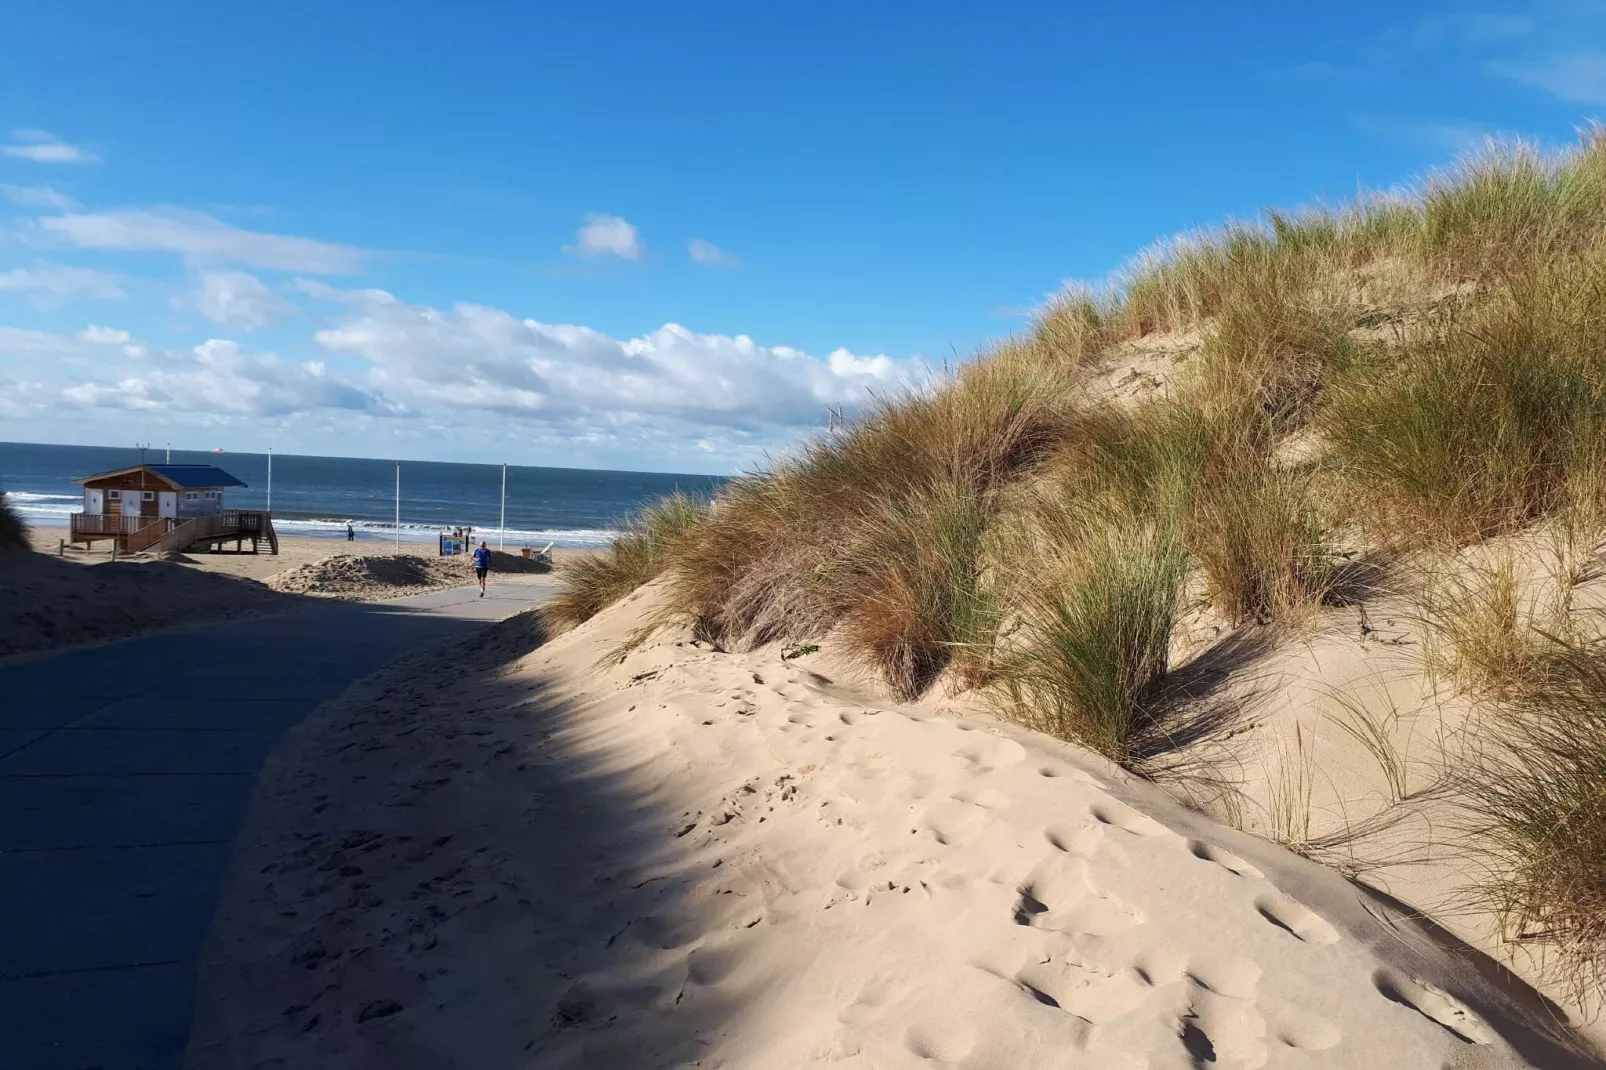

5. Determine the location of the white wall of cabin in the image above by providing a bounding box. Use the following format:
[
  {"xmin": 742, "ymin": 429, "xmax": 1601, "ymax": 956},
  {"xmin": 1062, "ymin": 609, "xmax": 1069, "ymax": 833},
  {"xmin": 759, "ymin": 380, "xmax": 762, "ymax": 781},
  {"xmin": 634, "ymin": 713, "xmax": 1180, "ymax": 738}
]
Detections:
[{"xmin": 83, "ymin": 488, "xmax": 103, "ymax": 514}]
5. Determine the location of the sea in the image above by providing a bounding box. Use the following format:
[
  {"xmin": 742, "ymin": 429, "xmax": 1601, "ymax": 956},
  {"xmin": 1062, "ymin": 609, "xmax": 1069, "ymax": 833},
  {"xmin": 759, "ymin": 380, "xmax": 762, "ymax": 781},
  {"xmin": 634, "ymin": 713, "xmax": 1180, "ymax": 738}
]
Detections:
[{"xmin": 0, "ymin": 441, "xmax": 726, "ymax": 549}]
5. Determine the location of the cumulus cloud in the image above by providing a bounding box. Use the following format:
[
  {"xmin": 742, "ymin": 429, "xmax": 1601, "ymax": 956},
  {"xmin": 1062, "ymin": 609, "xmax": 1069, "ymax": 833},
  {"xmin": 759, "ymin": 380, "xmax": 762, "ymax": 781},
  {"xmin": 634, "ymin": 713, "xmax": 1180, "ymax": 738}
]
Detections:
[
  {"xmin": 571, "ymin": 213, "xmax": 643, "ymax": 260},
  {"xmin": 301, "ymin": 286, "xmax": 917, "ymax": 444},
  {"xmin": 0, "ymin": 262, "xmax": 126, "ymax": 303},
  {"xmin": 190, "ymin": 269, "xmax": 294, "ymax": 329},
  {"xmin": 59, "ymin": 338, "xmax": 396, "ymax": 417},
  {"xmin": 39, "ymin": 208, "xmax": 363, "ymax": 273},
  {"xmin": 79, "ymin": 325, "xmax": 132, "ymax": 345},
  {"xmin": 0, "ymin": 184, "xmax": 80, "ymax": 210},
  {"xmin": 1490, "ymin": 51, "xmax": 1606, "ymax": 105},
  {"xmin": 688, "ymin": 238, "xmax": 741, "ymax": 268},
  {"xmin": 0, "ymin": 326, "xmax": 80, "ymax": 353},
  {"xmin": 2, "ymin": 129, "xmax": 99, "ymax": 164}
]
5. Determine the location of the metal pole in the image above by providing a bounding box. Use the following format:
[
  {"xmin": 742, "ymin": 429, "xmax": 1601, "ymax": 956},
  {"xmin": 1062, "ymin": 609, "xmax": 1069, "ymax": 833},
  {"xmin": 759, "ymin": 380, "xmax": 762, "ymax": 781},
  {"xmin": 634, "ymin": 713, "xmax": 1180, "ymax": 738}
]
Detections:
[
  {"xmin": 395, "ymin": 462, "xmax": 401, "ymax": 552},
  {"xmin": 165, "ymin": 442, "xmax": 171, "ymax": 463},
  {"xmin": 499, "ymin": 462, "xmax": 506, "ymax": 551},
  {"xmin": 266, "ymin": 448, "xmax": 273, "ymax": 514}
]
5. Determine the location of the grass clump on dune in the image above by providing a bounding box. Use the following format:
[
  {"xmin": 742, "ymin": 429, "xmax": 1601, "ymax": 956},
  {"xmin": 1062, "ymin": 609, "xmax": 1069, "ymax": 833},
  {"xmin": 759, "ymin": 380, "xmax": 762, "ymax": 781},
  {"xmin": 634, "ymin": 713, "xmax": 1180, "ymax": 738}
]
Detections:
[
  {"xmin": 1461, "ymin": 629, "xmax": 1606, "ymax": 993},
  {"xmin": 994, "ymin": 520, "xmax": 1187, "ymax": 764},
  {"xmin": 0, "ymin": 492, "xmax": 28, "ymax": 553},
  {"xmin": 542, "ymin": 493, "xmax": 707, "ymax": 633},
  {"xmin": 1326, "ymin": 252, "xmax": 1606, "ymax": 547},
  {"xmin": 664, "ymin": 352, "xmax": 1085, "ymax": 698}
]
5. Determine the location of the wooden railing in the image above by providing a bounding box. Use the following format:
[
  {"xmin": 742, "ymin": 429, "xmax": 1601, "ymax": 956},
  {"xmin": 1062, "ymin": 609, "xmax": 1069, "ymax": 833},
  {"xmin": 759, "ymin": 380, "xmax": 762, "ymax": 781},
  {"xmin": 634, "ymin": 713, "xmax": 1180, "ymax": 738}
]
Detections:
[
  {"xmin": 73, "ymin": 510, "xmax": 276, "ymax": 553},
  {"xmin": 128, "ymin": 511, "xmax": 276, "ymax": 554}
]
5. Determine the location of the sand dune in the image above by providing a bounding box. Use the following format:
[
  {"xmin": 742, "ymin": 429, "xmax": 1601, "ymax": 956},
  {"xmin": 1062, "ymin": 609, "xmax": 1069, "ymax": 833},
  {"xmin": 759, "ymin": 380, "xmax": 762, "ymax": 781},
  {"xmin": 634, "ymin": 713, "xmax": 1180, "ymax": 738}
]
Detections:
[{"xmin": 186, "ymin": 583, "xmax": 1598, "ymax": 1069}]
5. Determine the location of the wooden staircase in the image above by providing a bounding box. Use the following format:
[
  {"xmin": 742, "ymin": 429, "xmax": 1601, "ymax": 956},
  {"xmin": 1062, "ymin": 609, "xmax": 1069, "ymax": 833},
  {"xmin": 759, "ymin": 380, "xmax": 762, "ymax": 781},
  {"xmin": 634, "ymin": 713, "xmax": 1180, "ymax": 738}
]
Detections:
[{"xmin": 123, "ymin": 511, "xmax": 279, "ymax": 555}]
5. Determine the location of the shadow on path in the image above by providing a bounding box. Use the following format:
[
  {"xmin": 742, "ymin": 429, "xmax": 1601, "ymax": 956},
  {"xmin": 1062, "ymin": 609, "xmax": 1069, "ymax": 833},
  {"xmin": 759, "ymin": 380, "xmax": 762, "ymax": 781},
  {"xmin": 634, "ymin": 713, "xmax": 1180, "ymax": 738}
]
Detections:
[
  {"xmin": 185, "ymin": 614, "xmax": 748, "ymax": 1069},
  {"xmin": 0, "ymin": 589, "xmax": 546, "ymax": 1070}
]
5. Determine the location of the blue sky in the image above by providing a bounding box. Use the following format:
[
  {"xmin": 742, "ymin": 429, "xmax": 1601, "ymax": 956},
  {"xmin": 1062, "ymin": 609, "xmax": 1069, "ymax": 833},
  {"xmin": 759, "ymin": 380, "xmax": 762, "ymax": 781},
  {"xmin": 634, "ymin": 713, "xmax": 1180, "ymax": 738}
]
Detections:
[{"xmin": 1, "ymin": 1, "xmax": 1603, "ymax": 474}]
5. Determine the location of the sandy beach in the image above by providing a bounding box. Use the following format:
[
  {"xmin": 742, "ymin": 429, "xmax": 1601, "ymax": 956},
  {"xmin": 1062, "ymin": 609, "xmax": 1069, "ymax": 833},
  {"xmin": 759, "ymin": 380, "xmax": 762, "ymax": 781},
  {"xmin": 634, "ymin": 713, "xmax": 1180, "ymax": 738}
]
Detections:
[
  {"xmin": 185, "ymin": 581, "xmax": 1600, "ymax": 1069},
  {"xmin": 0, "ymin": 527, "xmax": 583, "ymax": 660}
]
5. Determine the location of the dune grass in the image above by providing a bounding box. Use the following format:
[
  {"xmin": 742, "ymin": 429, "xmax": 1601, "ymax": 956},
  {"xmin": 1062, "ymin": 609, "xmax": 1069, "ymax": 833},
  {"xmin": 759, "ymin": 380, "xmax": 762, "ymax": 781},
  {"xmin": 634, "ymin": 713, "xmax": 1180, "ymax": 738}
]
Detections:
[
  {"xmin": 661, "ymin": 351, "xmax": 1085, "ymax": 697},
  {"xmin": 994, "ymin": 520, "xmax": 1188, "ymax": 764},
  {"xmin": 541, "ymin": 492, "xmax": 707, "ymax": 633},
  {"xmin": 530, "ymin": 129, "xmax": 1606, "ymax": 1005},
  {"xmin": 0, "ymin": 491, "xmax": 28, "ymax": 553},
  {"xmin": 1461, "ymin": 628, "xmax": 1606, "ymax": 993},
  {"xmin": 1326, "ymin": 251, "xmax": 1606, "ymax": 547}
]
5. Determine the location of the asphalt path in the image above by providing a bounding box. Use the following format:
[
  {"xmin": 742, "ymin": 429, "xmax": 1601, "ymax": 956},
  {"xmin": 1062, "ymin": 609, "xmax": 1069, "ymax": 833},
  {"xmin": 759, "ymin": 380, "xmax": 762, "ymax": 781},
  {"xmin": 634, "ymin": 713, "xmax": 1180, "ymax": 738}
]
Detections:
[{"xmin": 0, "ymin": 577, "xmax": 558, "ymax": 1070}]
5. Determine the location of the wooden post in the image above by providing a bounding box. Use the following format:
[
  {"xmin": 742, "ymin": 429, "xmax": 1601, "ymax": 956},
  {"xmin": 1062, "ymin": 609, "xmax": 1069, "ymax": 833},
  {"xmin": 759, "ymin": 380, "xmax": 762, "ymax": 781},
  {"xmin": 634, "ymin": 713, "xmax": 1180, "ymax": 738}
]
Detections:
[{"xmin": 58, "ymin": 539, "xmax": 64, "ymax": 556}]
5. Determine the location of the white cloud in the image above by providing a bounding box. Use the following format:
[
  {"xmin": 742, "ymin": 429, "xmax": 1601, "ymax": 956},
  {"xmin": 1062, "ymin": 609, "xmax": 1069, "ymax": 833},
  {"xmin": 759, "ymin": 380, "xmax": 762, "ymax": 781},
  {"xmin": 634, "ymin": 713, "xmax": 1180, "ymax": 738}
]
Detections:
[
  {"xmin": 3, "ymin": 129, "xmax": 100, "ymax": 164},
  {"xmin": 1350, "ymin": 114, "xmax": 1530, "ymax": 153},
  {"xmin": 79, "ymin": 325, "xmax": 132, "ymax": 345},
  {"xmin": 1410, "ymin": 12, "xmax": 1534, "ymax": 49},
  {"xmin": 0, "ymin": 184, "xmax": 80, "ymax": 210},
  {"xmin": 38, "ymin": 208, "xmax": 363, "ymax": 273},
  {"xmin": 190, "ymin": 269, "xmax": 294, "ymax": 329},
  {"xmin": 1491, "ymin": 51, "xmax": 1606, "ymax": 105},
  {"xmin": 0, "ymin": 326, "xmax": 80, "ymax": 353},
  {"xmin": 59, "ymin": 338, "xmax": 395, "ymax": 417},
  {"xmin": 0, "ymin": 262, "xmax": 127, "ymax": 303},
  {"xmin": 571, "ymin": 213, "xmax": 643, "ymax": 260},
  {"xmin": 688, "ymin": 238, "xmax": 741, "ymax": 267},
  {"xmin": 302, "ymin": 286, "xmax": 917, "ymax": 446}
]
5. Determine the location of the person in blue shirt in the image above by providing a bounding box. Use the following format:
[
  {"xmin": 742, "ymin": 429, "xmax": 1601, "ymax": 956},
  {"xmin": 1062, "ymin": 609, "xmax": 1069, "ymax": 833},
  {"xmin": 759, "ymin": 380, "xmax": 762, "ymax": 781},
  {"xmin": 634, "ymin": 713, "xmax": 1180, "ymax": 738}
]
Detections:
[{"xmin": 472, "ymin": 540, "xmax": 492, "ymax": 597}]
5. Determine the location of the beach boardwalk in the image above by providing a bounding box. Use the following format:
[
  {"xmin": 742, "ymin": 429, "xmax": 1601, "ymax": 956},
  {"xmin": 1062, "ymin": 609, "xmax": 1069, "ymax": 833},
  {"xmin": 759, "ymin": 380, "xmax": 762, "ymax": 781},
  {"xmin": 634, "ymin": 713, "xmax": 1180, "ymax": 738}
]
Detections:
[{"xmin": 0, "ymin": 577, "xmax": 557, "ymax": 1070}]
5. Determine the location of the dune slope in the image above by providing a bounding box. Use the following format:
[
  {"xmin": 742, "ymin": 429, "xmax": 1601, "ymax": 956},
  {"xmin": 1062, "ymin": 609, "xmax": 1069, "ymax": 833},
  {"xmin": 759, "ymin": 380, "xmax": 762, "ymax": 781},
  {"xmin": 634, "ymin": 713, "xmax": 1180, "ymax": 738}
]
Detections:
[{"xmin": 186, "ymin": 583, "xmax": 1596, "ymax": 1069}]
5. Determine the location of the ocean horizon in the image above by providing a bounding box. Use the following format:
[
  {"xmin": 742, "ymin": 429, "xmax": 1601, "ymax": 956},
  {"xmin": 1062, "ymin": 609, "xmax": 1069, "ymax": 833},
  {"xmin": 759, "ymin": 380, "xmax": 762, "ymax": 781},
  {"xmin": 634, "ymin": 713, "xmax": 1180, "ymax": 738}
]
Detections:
[{"xmin": 0, "ymin": 441, "xmax": 724, "ymax": 549}]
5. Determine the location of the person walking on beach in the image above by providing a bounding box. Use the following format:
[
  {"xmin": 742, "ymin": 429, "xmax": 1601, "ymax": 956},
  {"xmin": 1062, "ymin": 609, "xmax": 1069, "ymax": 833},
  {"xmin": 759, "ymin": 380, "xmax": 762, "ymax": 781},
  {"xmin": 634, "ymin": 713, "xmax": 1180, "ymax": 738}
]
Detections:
[
  {"xmin": 346, "ymin": 522, "xmax": 355, "ymax": 542},
  {"xmin": 472, "ymin": 540, "xmax": 492, "ymax": 597}
]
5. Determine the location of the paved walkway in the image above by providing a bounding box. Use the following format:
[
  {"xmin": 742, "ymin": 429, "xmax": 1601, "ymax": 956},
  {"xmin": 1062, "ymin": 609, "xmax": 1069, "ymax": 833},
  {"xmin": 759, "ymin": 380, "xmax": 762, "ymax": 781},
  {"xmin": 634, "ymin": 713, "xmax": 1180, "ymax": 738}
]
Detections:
[{"xmin": 0, "ymin": 578, "xmax": 559, "ymax": 1070}]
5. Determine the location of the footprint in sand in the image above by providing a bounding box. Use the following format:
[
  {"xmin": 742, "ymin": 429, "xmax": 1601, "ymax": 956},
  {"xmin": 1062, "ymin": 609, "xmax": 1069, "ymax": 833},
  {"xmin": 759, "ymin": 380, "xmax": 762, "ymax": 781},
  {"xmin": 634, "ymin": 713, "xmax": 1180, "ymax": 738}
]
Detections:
[
  {"xmin": 952, "ymin": 736, "xmax": 1027, "ymax": 772},
  {"xmin": 1089, "ymin": 799, "xmax": 1172, "ymax": 838},
  {"xmin": 949, "ymin": 787, "xmax": 1011, "ymax": 811},
  {"xmin": 1013, "ymin": 855, "xmax": 1145, "ymax": 936},
  {"xmin": 921, "ymin": 800, "xmax": 989, "ymax": 846},
  {"xmin": 1044, "ymin": 821, "xmax": 1104, "ymax": 857},
  {"xmin": 685, "ymin": 943, "xmax": 743, "ymax": 986},
  {"xmin": 1188, "ymin": 839, "xmax": 1263, "ymax": 879},
  {"xmin": 1014, "ymin": 959, "xmax": 1150, "ymax": 1024},
  {"xmin": 1185, "ymin": 955, "xmax": 1262, "ymax": 999},
  {"xmin": 1254, "ymin": 891, "xmax": 1340, "ymax": 946},
  {"xmin": 1262, "ymin": 996, "xmax": 1341, "ymax": 1051},
  {"xmin": 1372, "ymin": 968, "xmax": 1494, "ymax": 1044},
  {"xmin": 904, "ymin": 1018, "xmax": 976, "ymax": 1062}
]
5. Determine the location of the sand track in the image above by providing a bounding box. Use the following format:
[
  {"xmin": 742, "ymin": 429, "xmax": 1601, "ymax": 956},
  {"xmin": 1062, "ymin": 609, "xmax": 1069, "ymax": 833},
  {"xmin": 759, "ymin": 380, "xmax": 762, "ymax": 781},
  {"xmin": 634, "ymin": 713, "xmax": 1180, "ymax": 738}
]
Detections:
[{"xmin": 186, "ymin": 584, "xmax": 1603, "ymax": 1069}]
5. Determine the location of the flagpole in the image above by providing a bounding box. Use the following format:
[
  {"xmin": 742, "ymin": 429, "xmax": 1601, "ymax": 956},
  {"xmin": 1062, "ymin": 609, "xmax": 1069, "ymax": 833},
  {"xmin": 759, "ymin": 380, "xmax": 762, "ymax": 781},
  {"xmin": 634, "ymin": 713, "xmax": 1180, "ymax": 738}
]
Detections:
[
  {"xmin": 266, "ymin": 447, "xmax": 273, "ymax": 514},
  {"xmin": 499, "ymin": 462, "xmax": 507, "ymax": 551},
  {"xmin": 395, "ymin": 462, "xmax": 401, "ymax": 552}
]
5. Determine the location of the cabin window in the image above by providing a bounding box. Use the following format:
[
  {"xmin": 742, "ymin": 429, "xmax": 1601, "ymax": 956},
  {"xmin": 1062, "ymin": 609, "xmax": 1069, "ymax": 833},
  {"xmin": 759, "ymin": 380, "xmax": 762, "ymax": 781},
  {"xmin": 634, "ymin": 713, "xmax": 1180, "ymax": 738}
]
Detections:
[
  {"xmin": 185, "ymin": 492, "xmax": 197, "ymax": 501},
  {"xmin": 141, "ymin": 491, "xmax": 155, "ymax": 501},
  {"xmin": 107, "ymin": 490, "xmax": 120, "ymax": 500}
]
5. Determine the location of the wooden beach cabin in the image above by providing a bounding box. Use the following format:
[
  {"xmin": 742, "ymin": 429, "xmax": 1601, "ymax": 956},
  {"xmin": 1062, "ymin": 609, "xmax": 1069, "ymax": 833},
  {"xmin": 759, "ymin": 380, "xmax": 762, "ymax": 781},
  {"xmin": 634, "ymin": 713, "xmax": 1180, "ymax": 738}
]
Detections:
[{"xmin": 69, "ymin": 464, "xmax": 279, "ymax": 555}]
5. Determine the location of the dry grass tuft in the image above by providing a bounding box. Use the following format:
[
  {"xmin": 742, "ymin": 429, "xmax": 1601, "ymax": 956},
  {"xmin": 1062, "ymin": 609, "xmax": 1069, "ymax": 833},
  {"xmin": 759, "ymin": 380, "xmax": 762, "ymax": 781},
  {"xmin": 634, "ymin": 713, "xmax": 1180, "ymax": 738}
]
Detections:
[
  {"xmin": 1460, "ymin": 628, "xmax": 1606, "ymax": 995},
  {"xmin": 0, "ymin": 492, "xmax": 28, "ymax": 553},
  {"xmin": 993, "ymin": 518, "xmax": 1187, "ymax": 765},
  {"xmin": 1327, "ymin": 251, "xmax": 1606, "ymax": 546},
  {"xmin": 1189, "ymin": 459, "xmax": 1335, "ymax": 626},
  {"xmin": 542, "ymin": 493, "xmax": 707, "ymax": 633}
]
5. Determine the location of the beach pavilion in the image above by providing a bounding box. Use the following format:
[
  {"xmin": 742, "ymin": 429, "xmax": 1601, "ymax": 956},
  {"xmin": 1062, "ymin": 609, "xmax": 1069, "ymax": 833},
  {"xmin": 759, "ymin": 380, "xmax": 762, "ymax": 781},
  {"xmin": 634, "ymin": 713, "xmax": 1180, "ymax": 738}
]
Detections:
[{"xmin": 69, "ymin": 463, "xmax": 279, "ymax": 555}]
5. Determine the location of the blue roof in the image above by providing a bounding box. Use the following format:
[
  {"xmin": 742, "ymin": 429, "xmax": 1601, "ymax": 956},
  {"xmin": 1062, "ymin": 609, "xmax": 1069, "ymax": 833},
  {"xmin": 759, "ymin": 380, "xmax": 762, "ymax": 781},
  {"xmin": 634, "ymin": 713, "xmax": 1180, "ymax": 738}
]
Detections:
[{"xmin": 78, "ymin": 464, "xmax": 248, "ymax": 489}]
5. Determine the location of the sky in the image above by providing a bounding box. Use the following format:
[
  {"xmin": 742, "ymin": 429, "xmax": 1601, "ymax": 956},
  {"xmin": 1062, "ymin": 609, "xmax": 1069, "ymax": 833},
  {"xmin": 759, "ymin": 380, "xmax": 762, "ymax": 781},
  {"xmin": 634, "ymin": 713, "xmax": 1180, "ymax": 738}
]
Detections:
[{"xmin": 0, "ymin": 1, "xmax": 1603, "ymax": 475}]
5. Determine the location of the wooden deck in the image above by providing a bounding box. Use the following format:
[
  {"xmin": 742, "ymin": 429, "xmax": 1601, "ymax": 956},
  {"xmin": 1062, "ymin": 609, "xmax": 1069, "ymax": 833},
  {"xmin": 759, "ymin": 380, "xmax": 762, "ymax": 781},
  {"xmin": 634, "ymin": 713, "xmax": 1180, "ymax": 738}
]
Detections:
[{"xmin": 70, "ymin": 510, "xmax": 279, "ymax": 555}]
